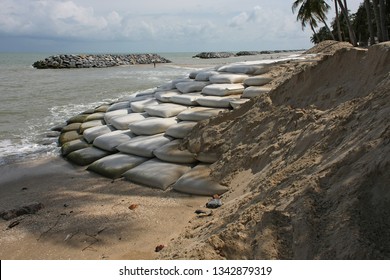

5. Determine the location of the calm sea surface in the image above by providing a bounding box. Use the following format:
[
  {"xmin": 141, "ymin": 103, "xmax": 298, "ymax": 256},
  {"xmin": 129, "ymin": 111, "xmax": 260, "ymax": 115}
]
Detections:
[{"xmin": 0, "ymin": 51, "xmax": 297, "ymax": 165}]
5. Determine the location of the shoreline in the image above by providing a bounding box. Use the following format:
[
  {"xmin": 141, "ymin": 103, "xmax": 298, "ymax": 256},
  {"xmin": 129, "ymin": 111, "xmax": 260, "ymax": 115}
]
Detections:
[{"xmin": 0, "ymin": 155, "xmax": 206, "ymax": 259}]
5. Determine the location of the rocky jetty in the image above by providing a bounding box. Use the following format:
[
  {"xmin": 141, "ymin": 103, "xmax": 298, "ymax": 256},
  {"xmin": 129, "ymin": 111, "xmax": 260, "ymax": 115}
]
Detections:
[
  {"xmin": 192, "ymin": 52, "xmax": 235, "ymax": 59},
  {"xmin": 33, "ymin": 53, "xmax": 171, "ymax": 69}
]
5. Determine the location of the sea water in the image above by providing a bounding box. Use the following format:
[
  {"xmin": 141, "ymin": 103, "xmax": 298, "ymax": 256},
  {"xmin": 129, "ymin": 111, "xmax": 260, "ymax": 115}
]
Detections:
[{"xmin": 0, "ymin": 51, "xmax": 298, "ymax": 166}]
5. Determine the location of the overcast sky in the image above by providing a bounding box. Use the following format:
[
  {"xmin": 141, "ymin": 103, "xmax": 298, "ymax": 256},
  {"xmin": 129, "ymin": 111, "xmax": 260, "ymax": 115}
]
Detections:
[{"xmin": 0, "ymin": 0, "xmax": 363, "ymax": 53}]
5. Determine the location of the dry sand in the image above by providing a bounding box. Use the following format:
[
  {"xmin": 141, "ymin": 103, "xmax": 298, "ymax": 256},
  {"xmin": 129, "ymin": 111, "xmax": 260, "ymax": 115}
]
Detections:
[{"xmin": 1, "ymin": 41, "xmax": 389, "ymax": 260}]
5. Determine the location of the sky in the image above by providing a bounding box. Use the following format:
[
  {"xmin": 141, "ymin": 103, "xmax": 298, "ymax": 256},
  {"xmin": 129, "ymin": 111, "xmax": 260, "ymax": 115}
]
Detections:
[{"xmin": 0, "ymin": 0, "xmax": 363, "ymax": 53}]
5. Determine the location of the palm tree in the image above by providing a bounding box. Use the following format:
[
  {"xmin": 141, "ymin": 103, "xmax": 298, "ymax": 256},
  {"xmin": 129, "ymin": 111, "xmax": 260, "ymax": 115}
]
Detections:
[
  {"xmin": 336, "ymin": 0, "xmax": 358, "ymax": 45},
  {"xmin": 292, "ymin": 0, "xmax": 335, "ymax": 41},
  {"xmin": 378, "ymin": 0, "xmax": 389, "ymax": 41},
  {"xmin": 365, "ymin": 0, "xmax": 376, "ymax": 45}
]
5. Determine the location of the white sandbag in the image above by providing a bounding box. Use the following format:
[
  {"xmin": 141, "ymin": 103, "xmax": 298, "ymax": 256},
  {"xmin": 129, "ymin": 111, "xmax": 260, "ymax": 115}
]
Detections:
[
  {"xmin": 123, "ymin": 158, "xmax": 192, "ymax": 190},
  {"xmin": 66, "ymin": 147, "xmax": 111, "ymax": 166},
  {"xmin": 83, "ymin": 125, "xmax": 115, "ymax": 143},
  {"xmin": 217, "ymin": 63, "xmax": 269, "ymax": 75},
  {"xmin": 209, "ymin": 74, "xmax": 248, "ymax": 84},
  {"xmin": 116, "ymin": 92, "xmax": 138, "ymax": 102},
  {"xmin": 104, "ymin": 108, "xmax": 132, "ymax": 124},
  {"xmin": 79, "ymin": 120, "xmax": 105, "ymax": 133},
  {"xmin": 177, "ymin": 107, "xmax": 228, "ymax": 121},
  {"xmin": 117, "ymin": 134, "xmax": 173, "ymax": 158},
  {"xmin": 61, "ymin": 139, "xmax": 90, "ymax": 156},
  {"xmin": 170, "ymin": 92, "xmax": 202, "ymax": 106},
  {"xmin": 58, "ymin": 131, "xmax": 83, "ymax": 146},
  {"xmin": 93, "ymin": 130, "xmax": 135, "ymax": 152},
  {"xmin": 202, "ymin": 83, "xmax": 244, "ymax": 96},
  {"xmin": 230, "ymin": 99, "xmax": 251, "ymax": 109},
  {"xmin": 189, "ymin": 70, "xmax": 202, "ymax": 79},
  {"xmin": 155, "ymin": 90, "xmax": 182, "ymax": 102},
  {"xmin": 107, "ymin": 101, "xmax": 130, "ymax": 112},
  {"xmin": 196, "ymin": 95, "xmax": 241, "ymax": 108},
  {"xmin": 131, "ymin": 98, "xmax": 159, "ymax": 113},
  {"xmin": 129, "ymin": 117, "xmax": 179, "ymax": 135},
  {"xmin": 243, "ymin": 75, "xmax": 273, "ymax": 86},
  {"xmin": 195, "ymin": 70, "xmax": 219, "ymax": 81},
  {"xmin": 172, "ymin": 164, "xmax": 228, "ymax": 196},
  {"xmin": 171, "ymin": 78, "xmax": 192, "ymax": 88},
  {"xmin": 135, "ymin": 88, "xmax": 156, "ymax": 97},
  {"xmin": 85, "ymin": 112, "xmax": 105, "ymax": 121},
  {"xmin": 176, "ymin": 81, "xmax": 209, "ymax": 93},
  {"xmin": 241, "ymin": 86, "xmax": 272, "ymax": 98},
  {"xmin": 195, "ymin": 152, "xmax": 219, "ymax": 163},
  {"xmin": 87, "ymin": 153, "xmax": 148, "ymax": 179},
  {"xmin": 144, "ymin": 103, "xmax": 188, "ymax": 118},
  {"xmin": 165, "ymin": 121, "xmax": 197, "ymax": 138},
  {"xmin": 153, "ymin": 139, "xmax": 197, "ymax": 164},
  {"xmin": 110, "ymin": 113, "xmax": 148, "ymax": 130}
]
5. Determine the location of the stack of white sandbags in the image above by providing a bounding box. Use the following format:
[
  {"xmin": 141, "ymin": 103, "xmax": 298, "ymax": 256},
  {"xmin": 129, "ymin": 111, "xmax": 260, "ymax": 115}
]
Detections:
[{"xmin": 58, "ymin": 56, "xmax": 298, "ymax": 195}]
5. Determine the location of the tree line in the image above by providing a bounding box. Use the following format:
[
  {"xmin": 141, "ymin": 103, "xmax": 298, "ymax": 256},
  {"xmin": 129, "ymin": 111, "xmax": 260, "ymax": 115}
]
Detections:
[{"xmin": 292, "ymin": 0, "xmax": 389, "ymax": 46}]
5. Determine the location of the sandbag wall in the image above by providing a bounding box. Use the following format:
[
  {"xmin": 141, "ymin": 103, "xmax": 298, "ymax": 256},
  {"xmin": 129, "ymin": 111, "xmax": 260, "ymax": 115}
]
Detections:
[{"xmin": 56, "ymin": 60, "xmax": 277, "ymax": 196}]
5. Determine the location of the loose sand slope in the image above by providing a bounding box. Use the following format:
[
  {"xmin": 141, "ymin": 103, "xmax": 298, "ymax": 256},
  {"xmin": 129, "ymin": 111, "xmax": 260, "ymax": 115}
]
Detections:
[{"xmin": 161, "ymin": 41, "xmax": 390, "ymax": 259}]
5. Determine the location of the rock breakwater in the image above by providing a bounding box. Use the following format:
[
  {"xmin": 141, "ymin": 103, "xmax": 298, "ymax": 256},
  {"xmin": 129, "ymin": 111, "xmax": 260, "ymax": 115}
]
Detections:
[{"xmin": 33, "ymin": 53, "xmax": 171, "ymax": 69}]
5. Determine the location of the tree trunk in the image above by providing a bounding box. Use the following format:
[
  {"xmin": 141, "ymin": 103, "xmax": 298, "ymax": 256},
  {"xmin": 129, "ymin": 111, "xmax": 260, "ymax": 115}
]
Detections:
[
  {"xmin": 365, "ymin": 0, "xmax": 376, "ymax": 45},
  {"xmin": 318, "ymin": 14, "xmax": 336, "ymax": 40},
  {"xmin": 378, "ymin": 0, "xmax": 389, "ymax": 40},
  {"xmin": 337, "ymin": 0, "xmax": 358, "ymax": 46},
  {"xmin": 373, "ymin": 0, "xmax": 383, "ymax": 41},
  {"xmin": 335, "ymin": 0, "xmax": 343, "ymax": 41}
]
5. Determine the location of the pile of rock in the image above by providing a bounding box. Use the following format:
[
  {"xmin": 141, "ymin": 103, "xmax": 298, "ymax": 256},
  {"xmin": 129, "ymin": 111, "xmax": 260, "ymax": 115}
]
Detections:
[
  {"xmin": 33, "ymin": 54, "xmax": 171, "ymax": 69},
  {"xmin": 192, "ymin": 52, "xmax": 235, "ymax": 59}
]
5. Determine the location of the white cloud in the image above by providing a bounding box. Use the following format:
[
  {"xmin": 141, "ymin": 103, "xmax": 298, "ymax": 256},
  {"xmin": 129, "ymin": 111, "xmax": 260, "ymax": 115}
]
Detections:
[{"xmin": 1, "ymin": 0, "xmax": 363, "ymax": 52}]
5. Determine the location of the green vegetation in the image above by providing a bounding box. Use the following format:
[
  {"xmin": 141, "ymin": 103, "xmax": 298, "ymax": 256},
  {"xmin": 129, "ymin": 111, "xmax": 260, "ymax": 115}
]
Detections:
[{"xmin": 292, "ymin": 0, "xmax": 389, "ymax": 46}]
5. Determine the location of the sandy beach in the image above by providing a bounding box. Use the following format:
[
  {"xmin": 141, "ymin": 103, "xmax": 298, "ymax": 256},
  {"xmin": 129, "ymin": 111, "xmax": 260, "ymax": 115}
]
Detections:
[
  {"xmin": 1, "ymin": 41, "xmax": 390, "ymax": 260},
  {"xmin": 0, "ymin": 156, "xmax": 206, "ymax": 259}
]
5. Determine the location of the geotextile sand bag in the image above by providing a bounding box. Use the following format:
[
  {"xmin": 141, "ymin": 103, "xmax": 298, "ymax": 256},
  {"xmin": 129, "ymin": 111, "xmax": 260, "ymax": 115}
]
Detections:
[
  {"xmin": 107, "ymin": 101, "xmax": 130, "ymax": 112},
  {"xmin": 79, "ymin": 120, "xmax": 105, "ymax": 133},
  {"xmin": 243, "ymin": 75, "xmax": 273, "ymax": 86},
  {"xmin": 128, "ymin": 117, "xmax": 179, "ymax": 136},
  {"xmin": 83, "ymin": 125, "xmax": 115, "ymax": 143},
  {"xmin": 66, "ymin": 147, "xmax": 112, "ymax": 166},
  {"xmin": 230, "ymin": 99, "xmax": 251, "ymax": 109},
  {"xmin": 217, "ymin": 63, "xmax": 269, "ymax": 75},
  {"xmin": 62, "ymin": 122, "xmax": 81, "ymax": 132},
  {"xmin": 170, "ymin": 92, "xmax": 202, "ymax": 106},
  {"xmin": 242, "ymin": 86, "xmax": 272, "ymax": 98},
  {"xmin": 131, "ymin": 98, "xmax": 159, "ymax": 113},
  {"xmin": 165, "ymin": 121, "xmax": 197, "ymax": 138},
  {"xmin": 117, "ymin": 134, "xmax": 173, "ymax": 158},
  {"xmin": 104, "ymin": 109, "xmax": 132, "ymax": 124},
  {"xmin": 85, "ymin": 112, "xmax": 105, "ymax": 121},
  {"xmin": 175, "ymin": 81, "xmax": 209, "ymax": 93},
  {"xmin": 153, "ymin": 139, "xmax": 197, "ymax": 164},
  {"xmin": 177, "ymin": 107, "xmax": 228, "ymax": 121},
  {"xmin": 87, "ymin": 153, "xmax": 148, "ymax": 179},
  {"xmin": 155, "ymin": 90, "xmax": 182, "ymax": 102},
  {"xmin": 58, "ymin": 131, "xmax": 83, "ymax": 146},
  {"xmin": 195, "ymin": 70, "xmax": 219, "ymax": 81},
  {"xmin": 172, "ymin": 164, "xmax": 228, "ymax": 196},
  {"xmin": 202, "ymin": 83, "xmax": 244, "ymax": 96},
  {"xmin": 93, "ymin": 130, "xmax": 136, "ymax": 152},
  {"xmin": 109, "ymin": 113, "xmax": 148, "ymax": 130},
  {"xmin": 61, "ymin": 139, "xmax": 90, "ymax": 156},
  {"xmin": 123, "ymin": 158, "xmax": 193, "ymax": 190},
  {"xmin": 209, "ymin": 74, "xmax": 248, "ymax": 84},
  {"xmin": 144, "ymin": 103, "xmax": 188, "ymax": 118},
  {"xmin": 196, "ymin": 95, "xmax": 240, "ymax": 108}
]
